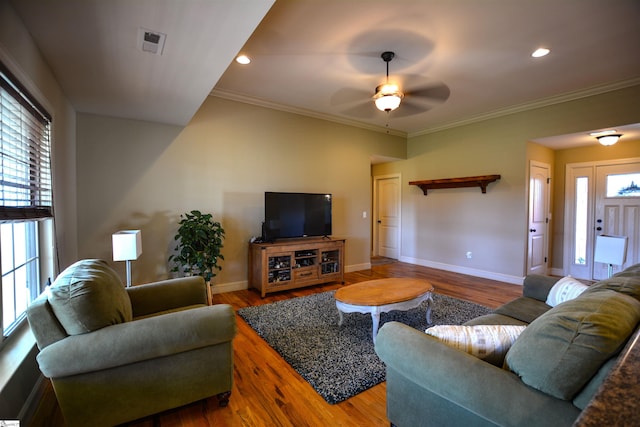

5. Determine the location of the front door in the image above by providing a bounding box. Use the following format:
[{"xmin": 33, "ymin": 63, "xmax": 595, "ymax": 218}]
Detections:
[
  {"xmin": 374, "ymin": 174, "xmax": 401, "ymax": 259},
  {"xmin": 565, "ymin": 158, "xmax": 640, "ymax": 280},
  {"xmin": 593, "ymin": 162, "xmax": 640, "ymax": 279}
]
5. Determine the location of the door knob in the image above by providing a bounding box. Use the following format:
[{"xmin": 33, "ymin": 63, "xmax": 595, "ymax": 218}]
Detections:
[
  {"xmin": 529, "ymin": 229, "xmax": 536, "ymax": 232},
  {"xmin": 377, "ymin": 220, "xmax": 382, "ymax": 224}
]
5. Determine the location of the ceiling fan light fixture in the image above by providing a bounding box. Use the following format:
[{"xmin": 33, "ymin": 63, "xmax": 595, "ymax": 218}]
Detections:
[
  {"xmin": 373, "ymin": 83, "xmax": 403, "ymax": 112},
  {"xmin": 373, "ymin": 51, "xmax": 404, "ymax": 112}
]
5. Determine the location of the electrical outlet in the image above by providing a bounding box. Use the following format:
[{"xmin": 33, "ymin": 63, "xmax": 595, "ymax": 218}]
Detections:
[{"xmin": 466, "ymin": 251, "xmax": 473, "ymax": 259}]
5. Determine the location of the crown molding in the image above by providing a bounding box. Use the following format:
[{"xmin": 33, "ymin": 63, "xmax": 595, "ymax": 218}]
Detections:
[
  {"xmin": 209, "ymin": 88, "xmax": 407, "ymax": 138},
  {"xmin": 211, "ymin": 77, "xmax": 640, "ymax": 141},
  {"xmin": 408, "ymin": 77, "xmax": 640, "ymax": 138}
]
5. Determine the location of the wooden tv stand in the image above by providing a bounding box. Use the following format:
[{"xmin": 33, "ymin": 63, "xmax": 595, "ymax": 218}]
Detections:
[{"xmin": 248, "ymin": 238, "xmax": 345, "ymax": 297}]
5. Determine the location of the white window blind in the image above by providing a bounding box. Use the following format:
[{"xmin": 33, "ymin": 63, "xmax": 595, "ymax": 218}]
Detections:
[{"xmin": 0, "ymin": 64, "xmax": 52, "ymax": 220}]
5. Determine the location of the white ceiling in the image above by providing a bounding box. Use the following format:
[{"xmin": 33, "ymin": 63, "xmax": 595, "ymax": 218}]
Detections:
[
  {"xmin": 9, "ymin": 0, "xmax": 275, "ymax": 126},
  {"xmin": 9, "ymin": 0, "xmax": 640, "ymax": 147}
]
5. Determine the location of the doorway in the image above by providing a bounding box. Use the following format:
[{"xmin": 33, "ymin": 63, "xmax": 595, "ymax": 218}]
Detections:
[
  {"xmin": 565, "ymin": 158, "xmax": 640, "ymax": 279},
  {"xmin": 373, "ymin": 174, "xmax": 401, "ymax": 259}
]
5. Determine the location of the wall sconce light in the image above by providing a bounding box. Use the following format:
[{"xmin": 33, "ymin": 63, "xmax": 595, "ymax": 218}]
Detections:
[
  {"xmin": 112, "ymin": 230, "xmax": 142, "ymax": 287},
  {"xmin": 594, "ymin": 234, "xmax": 627, "ymax": 278}
]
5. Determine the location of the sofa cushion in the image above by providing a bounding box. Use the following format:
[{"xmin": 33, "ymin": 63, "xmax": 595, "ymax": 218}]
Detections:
[
  {"xmin": 545, "ymin": 276, "xmax": 588, "ymax": 307},
  {"xmin": 504, "ymin": 290, "xmax": 640, "ymax": 400},
  {"xmin": 582, "ymin": 273, "xmax": 640, "ymax": 302},
  {"xmin": 493, "ymin": 296, "xmax": 551, "ymax": 324},
  {"xmin": 425, "ymin": 324, "xmax": 527, "ymax": 366},
  {"xmin": 464, "ymin": 313, "xmax": 528, "ymax": 326},
  {"xmin": 48, "ymin": 259, "xmax": 132, "ymax": 335}
]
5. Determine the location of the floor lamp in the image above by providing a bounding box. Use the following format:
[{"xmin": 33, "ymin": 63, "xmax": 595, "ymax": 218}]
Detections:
[
  {"xmin": 594, "ymin": 234, "xmax": 627, "ymax": 278},
  {"xmin": 112, "ymin": 230, "xmax": 142, "ymax": 287}
]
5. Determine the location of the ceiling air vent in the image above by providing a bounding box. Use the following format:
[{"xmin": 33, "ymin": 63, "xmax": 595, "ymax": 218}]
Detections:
[{"xmin": 138, "ymin": 28, "xmax": 166, "ymax": 55}]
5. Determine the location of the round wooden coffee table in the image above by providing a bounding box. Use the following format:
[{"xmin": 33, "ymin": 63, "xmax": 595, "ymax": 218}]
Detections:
[{"xmin": 335, "ymin": 278, "xmax": 434, "ymax": 344}]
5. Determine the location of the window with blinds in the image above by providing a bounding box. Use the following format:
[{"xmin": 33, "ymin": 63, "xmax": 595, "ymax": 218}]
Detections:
[
  {"xmin": 0, "ymin": 64, "xmax": 52, "ymax": 221},
  {"xmin": 0, "ymin": 63, "xmax": 53, "ymax": 337}
]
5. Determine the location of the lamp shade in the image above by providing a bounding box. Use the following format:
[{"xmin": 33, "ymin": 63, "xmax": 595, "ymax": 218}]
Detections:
[
  {"xmin": 112, "ymin": 230, "xmax": 142, "ymax": 261},
  {"xmin": 594, "ymin": 234, "xmax": 627, "ymax": 266}
]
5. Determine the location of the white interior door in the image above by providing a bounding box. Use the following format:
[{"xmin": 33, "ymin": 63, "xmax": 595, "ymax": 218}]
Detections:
[
  {"xmin": 373, "ymin": 174, "xmax": 401, "ymax": 259},
  {"xmin": 593, "ymin": 162, "xmax": 640, "ymax": 279},
  {"xmin": 527, "ymin": 161, "xmax": 550, "ymax": 275}
]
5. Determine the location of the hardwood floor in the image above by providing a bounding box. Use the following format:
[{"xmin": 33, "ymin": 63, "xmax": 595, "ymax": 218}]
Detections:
[{"xmin": 28, "ymin": 261, "xmax": 523, "ymax": 427}]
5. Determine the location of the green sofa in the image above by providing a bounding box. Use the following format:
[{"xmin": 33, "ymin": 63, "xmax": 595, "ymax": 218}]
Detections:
[
  {"xmin": 375, "ymin": 264, "xmax": 640, "ymax": 427},
  {"xmin": 26, "ymin": 259, "xmax": 237, "ymax": 427}
]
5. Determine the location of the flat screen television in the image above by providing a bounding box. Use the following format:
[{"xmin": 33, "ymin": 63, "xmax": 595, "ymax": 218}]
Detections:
[{"xmin": 263, "ymin": 192, "xmax": 332, "ymax": 241}]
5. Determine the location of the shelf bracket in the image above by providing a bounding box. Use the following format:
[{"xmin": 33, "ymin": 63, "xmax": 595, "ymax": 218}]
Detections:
[{"xmin": 409, "ymin": 174, "xmax": 501, "ymax": 195}]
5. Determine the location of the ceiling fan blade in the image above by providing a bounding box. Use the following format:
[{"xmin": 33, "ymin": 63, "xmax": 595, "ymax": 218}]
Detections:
[
  {"xmin": 389, "ymin": 99, "xmax": 431, "ymax": 118},
  {"xmin": 342, "ymin": 101, "xmax": 379, "ymax": 119},
  {"xmin": 401, "ymin": 74, "xmax": 451, "ymax": 103},
  {"xmin": 406, "ymin": 84, "xmax": 451, "ymax": 103}
]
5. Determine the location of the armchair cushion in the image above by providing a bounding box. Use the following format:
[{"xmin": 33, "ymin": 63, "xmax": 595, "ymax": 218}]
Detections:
[{"xmin": 47, "ymin": 259, "xmax": 132, "ymax": 335}]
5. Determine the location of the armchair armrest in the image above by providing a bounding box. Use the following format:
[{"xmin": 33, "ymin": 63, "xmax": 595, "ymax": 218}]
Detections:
[
  {"xmin": 36, "ymin": 304, "xmax": 236, "ymax": 378},
  {"xmin": 375, "ymin": 322, "xmax": 579, "ymax": 427},
  {"xmin": 127, "ymin": 276, "xmax": 208, "ymax": 317}
]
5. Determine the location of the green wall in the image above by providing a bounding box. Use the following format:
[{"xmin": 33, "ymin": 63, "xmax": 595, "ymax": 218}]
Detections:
[
  {"xmin": 373, "ymin": 84, "xmax": 640, "ymax": 280},
  {"xmin": 76, "ymin": 97, "xmax": 405, "ymax": 289}
]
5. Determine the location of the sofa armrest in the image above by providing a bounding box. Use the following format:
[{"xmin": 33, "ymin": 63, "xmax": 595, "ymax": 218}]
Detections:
[
  {"xmin": 36, "ymin": 304, "xmax": 236, "ymax": 378},
  {"xmin": 375, "ymin": 322, "xmax": 579, "ymax": 426},
  {"xmin": 127, "ymin": 276, "xmax": 208, "ymax": 317},
  {"xmin": 522, "ymin": 274, "xmax": 560, "ymax": 302}
]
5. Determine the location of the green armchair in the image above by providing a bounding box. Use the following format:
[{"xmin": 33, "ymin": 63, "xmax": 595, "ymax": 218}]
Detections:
[{"xmin": 26, "ymin": 259, "xmax": 236, "ymax": 427}]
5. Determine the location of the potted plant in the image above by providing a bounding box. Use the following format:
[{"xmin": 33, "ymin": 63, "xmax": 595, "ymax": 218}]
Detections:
[{"xmin": 168, "ymin": 210, "xmax": 225, "ymax": 285}]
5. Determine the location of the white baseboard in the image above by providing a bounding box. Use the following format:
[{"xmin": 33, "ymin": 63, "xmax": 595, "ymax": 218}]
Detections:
[
  {"xmin": 550, "ymin": 267, "xmax": 565, "ymax": 277},
  {"xmin": 399, "ymin": 256, "xmax": 525, "ymax": 285}
]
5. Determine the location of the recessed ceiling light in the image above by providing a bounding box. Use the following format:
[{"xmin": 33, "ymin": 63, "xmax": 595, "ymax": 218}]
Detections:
[
  {"xmin": 236, "ymin": 55, "xmax": 251, "ymax": 65},
  {"xmin": 531, "ymin": 48, "xmax": 550, "ymax": 58}
]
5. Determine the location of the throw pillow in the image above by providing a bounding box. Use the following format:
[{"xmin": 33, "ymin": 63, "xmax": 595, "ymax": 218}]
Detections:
[
  {"xmin": 545, "ymin": 276, "xmax": 588, "ymax": 307},
  {"xmin": 504, "ymin": 290, "xmax": 640, "ymax": 400},
  {"xmin": 425, "ymin": 324, "xmax": 527, "ymax": 366},
  {"xmin": 48, "ymin": 259, "xmax": 133, "ymax": 335}
]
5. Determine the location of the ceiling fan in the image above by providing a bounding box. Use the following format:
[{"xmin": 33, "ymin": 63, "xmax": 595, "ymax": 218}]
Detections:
[
  {"xmin": 335, "ymin": 51, "xmax": 450, "ymax": 119},
  {"xmin": 372, "ymin": 51, "xmax": 404, "ymax": 112}
]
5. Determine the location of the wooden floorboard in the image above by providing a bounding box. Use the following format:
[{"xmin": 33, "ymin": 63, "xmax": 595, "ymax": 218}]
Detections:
[{"xmin": 28, "ymin": 261, "xmax": 523, "ymax": 427}]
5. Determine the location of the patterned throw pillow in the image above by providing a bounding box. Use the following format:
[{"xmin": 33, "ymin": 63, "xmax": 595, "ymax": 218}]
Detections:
[
  {"xmin": 425, "ymin": 324, "xmax": 527, "ymax": 366},
  {"xmin": 545, "ymin": 276, "xmax": 588, "ymax": 307}
]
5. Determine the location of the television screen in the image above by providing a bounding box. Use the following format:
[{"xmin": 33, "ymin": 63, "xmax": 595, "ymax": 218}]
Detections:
[{"xmin": 264, "ymin": 192, "xmax": 332, "ymax": 240}]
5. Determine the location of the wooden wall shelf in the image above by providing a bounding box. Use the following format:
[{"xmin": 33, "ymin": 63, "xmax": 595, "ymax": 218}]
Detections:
[{"xmin": 409, "ymin": 175, "xmax": 501, "ymax": 195}]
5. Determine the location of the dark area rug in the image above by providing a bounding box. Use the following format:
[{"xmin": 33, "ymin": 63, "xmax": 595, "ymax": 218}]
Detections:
[{"xmin": 237, "ymin": 290, "xmax": 492, "ymax": 404}]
